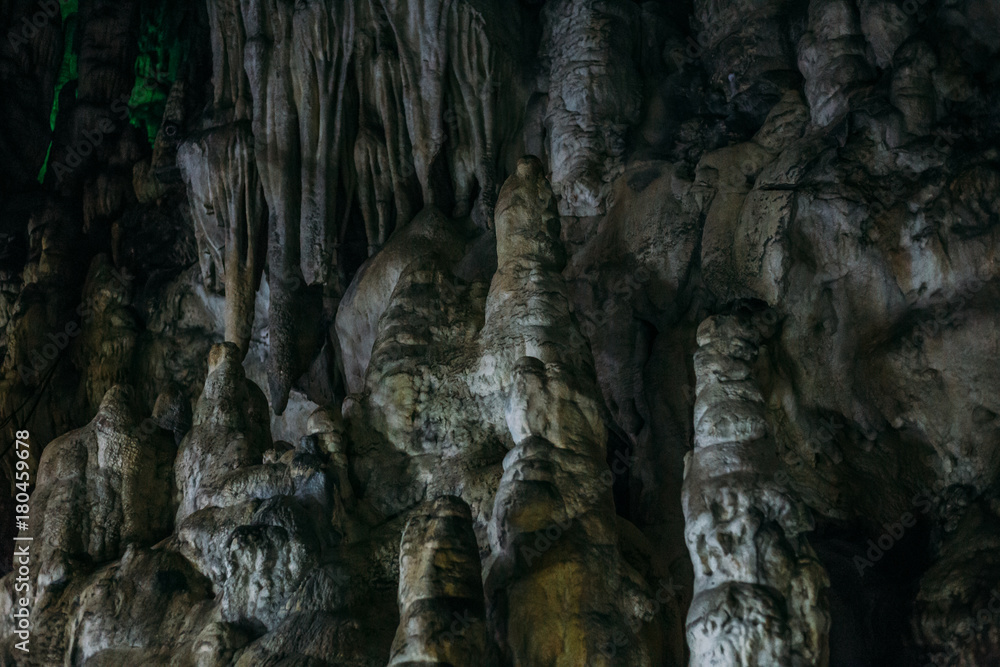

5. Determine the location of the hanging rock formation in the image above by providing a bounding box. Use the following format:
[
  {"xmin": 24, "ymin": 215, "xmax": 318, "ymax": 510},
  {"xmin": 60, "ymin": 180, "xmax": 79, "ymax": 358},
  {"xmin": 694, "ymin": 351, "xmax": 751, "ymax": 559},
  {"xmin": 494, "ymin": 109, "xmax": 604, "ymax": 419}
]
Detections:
[
  {"xmin": 1, "ymin": 0, "xmax": 1000, "ymax": 665},
  {"xmin": 541, "ymin": 0, "xmax": 641, "ymax": 217}
]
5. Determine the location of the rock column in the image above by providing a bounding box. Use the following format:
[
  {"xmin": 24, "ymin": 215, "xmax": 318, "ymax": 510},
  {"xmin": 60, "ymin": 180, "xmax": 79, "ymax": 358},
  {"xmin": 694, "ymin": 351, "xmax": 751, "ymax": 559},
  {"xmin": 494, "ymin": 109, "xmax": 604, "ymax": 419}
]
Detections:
[{"xmin": 683, "ymin": 315, "xmax": 830, "ymax": 667}]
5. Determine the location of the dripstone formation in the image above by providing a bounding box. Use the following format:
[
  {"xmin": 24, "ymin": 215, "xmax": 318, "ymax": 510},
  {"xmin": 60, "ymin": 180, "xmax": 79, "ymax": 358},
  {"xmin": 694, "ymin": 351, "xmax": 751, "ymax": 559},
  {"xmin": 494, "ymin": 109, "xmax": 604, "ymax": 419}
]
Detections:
[{"xmin": 1, "ymin": 0, "xmax": 1000, "ymax": 665}]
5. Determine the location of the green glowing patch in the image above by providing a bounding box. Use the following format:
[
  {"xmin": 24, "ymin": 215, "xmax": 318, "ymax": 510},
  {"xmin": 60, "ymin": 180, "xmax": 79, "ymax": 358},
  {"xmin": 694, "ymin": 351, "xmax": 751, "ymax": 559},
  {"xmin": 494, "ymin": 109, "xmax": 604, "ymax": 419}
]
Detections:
[
  {"xmin": 38, "ymin": 1, "xmax": 79, "ymax": 183},
  {"xmin": 127, "ymin": 2, "xmax": 189, "ymax": 145}
]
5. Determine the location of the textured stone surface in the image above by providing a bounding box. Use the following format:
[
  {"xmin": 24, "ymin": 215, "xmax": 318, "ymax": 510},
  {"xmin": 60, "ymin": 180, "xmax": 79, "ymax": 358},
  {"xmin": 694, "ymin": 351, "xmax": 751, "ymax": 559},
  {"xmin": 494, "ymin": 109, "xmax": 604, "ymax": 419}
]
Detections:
[
  {"xmin": 1, "ymin": 0, "xmax": 999, "ymax": 665},
  {"xmin": 683, "ymin": 315, "xmax": 829, "ymax": 667}
]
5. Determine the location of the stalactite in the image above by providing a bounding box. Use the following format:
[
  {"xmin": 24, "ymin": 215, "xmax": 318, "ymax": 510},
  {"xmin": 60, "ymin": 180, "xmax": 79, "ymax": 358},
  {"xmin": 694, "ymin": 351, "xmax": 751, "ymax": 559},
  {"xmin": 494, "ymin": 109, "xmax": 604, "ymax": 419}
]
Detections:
[
  {"xmin": 177, "ymin": 123, "xmax": 265, "ymax": 357},
  {"xmin": 292, "ymin": 0, "xmax": 354, "ymax": 291},
  {"xmin": 207, "ymin": 0, "xmax": 251, "ymax": 123},
  {"xmin": 377, "ymin": 0, "xmax": 451, "ymax": 210},
  {"xmin": 366, "ymin": 0, "xmax": 513, "ymax": 229},
  {"xmin": 242, "ymin": 0, "xmax": 354, "ymax": 414},
  {"xmin": 541, "ymin": 0, "xmax": 641, "ymax": 217},
  {"xmin": 352, "ymin": 2, "xmax": 418, "ymax": 254}
]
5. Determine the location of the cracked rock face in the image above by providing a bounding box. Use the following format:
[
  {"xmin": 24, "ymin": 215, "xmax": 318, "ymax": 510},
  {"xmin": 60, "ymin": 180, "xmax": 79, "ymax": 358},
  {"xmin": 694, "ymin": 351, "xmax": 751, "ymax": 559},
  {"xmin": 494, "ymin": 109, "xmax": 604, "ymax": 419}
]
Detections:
[{"xmin": 2, "ymin": 0, "xmax": 1000, "ymax": 665}]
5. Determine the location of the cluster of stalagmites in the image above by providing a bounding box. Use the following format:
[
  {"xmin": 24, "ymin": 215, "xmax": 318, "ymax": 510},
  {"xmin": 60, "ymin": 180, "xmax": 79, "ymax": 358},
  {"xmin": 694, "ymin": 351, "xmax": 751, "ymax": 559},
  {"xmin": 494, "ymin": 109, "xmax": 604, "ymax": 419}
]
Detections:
[
  {"xmin": 1, "ymin": 0, "xmax": 1000, "ymax": 664},
  {"xmin": 0, "ymin": 162, "xmax": 678, "ymax": 666}
]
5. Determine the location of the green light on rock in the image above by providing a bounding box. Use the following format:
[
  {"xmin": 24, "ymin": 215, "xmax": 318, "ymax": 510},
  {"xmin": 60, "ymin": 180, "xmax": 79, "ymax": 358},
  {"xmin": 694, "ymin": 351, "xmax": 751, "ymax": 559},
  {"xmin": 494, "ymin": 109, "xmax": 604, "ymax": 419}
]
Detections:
[
  {"xmin": 127, "ymin": 1, "xmax": 189, "ymax": 146},
  {"xmin": 38, "ymin": 1, "xmax": 79, "ymax": 183}
]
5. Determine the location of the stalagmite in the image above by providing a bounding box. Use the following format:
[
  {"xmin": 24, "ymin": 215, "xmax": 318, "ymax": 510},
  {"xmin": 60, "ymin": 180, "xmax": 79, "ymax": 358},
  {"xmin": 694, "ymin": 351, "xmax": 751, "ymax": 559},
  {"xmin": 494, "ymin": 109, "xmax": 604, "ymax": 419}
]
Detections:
[
  {"xmin": 683, "ymin": 315, "xmax": 830, "ymax": 666},
  {"xmin": 25, "ymin": 385, "xmax": 175, "ymax": 596},
  {"xmin": 174, "ymin": 342, "xmax": 272, "ymax": 523},
  {"xmin": 483, "ymin": 158, "xmax": 665, "ymax": 666},
  {"xmin": 72, "ymin": 255, "xmax": 137, "ymax": 418},
  {"xmin": 388, "ymin": 496, "xmax": 489, "ymax": 666}
]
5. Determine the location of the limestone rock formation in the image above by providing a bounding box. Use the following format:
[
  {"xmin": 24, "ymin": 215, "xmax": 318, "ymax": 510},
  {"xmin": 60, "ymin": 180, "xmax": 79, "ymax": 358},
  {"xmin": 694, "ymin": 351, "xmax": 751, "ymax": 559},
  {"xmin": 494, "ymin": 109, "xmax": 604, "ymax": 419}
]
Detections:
[
  {"xmin": 177, "ymin": 123, "xmax": 266, "ymax": 360},
  {"xmin": 683, "ymin": 315, "xmax": 829, "ymax": 666},
  {"xmin": 542, "ymin": 0, "xmax": 642, "ymax": 217},
  {"xmin": 388, "ymin": 496, "xmax": 488, "ymax": 666},
  {"xmin": 1, "ymin": 0, "xmax": 1000, "ymax": 665}
]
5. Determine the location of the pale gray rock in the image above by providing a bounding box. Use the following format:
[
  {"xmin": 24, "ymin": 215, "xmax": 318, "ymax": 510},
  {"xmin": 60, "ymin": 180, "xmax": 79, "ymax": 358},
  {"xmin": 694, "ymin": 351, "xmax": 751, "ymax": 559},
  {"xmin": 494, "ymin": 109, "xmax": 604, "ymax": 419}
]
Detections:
[
  {"xmin": 541, "ymin": 0, "xmax": 641, "ymax": 216},
  {"xmin": 174, "ymin": 342, "xmax": 272, "ymax": 524},
  {"xmin": 683, "ymin": 315, "xmax": 830, "ymax": 667},
  {"xmin": 177, "ymin": 123, "xmax": 266, "ymax": 358}
]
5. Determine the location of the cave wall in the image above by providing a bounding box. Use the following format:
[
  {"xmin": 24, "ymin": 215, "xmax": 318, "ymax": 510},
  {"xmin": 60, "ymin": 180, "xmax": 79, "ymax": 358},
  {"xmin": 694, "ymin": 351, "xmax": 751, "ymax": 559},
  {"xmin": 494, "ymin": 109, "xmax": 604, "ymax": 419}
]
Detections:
[{"xmin": 0, "ymin": 0, "xmax": 999, "ymax": 665}]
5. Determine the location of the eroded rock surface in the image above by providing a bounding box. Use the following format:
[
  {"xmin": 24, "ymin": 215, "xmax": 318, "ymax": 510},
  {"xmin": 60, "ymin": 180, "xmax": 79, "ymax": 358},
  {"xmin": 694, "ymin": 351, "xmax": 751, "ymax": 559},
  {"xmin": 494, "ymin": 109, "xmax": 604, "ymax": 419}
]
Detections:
[{"xmin": 1, "ymin": 0, "xmax": 1000, "ymax": 665}]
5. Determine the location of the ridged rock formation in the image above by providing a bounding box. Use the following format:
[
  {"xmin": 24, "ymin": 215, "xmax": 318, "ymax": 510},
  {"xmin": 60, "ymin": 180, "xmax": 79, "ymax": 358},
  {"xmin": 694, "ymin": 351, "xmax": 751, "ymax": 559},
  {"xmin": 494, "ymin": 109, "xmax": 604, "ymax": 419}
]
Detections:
[
  {"xmin": 1, "ymin": 0, "xmax": 999, "ymax": 664},
  {"xmin": 483, "ymin": 158, "xmax": 666, "ymax": 666},
  {"xmin": 388, "ymin": 496, "xmax": 488, "ymax": 666},
  {"xmin": 24, "ymin": 385, "xmax": 174, "ymax": 596},
  {"xmin": 683, "ymin": 315, "xmax": 830, "ymax": 666},
  {"xmin": 177, "ymin": 123, "xmax": 265, "ymax": 361}
]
